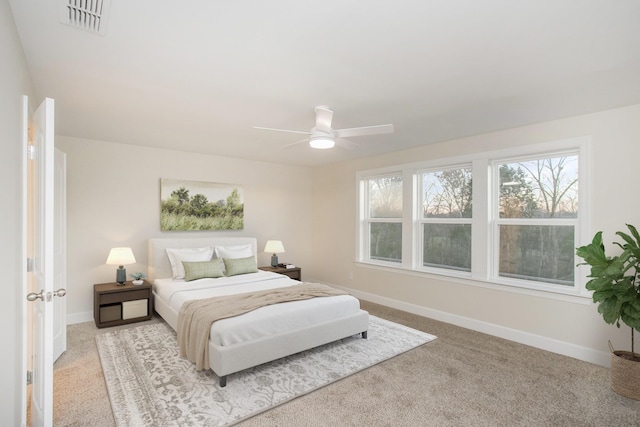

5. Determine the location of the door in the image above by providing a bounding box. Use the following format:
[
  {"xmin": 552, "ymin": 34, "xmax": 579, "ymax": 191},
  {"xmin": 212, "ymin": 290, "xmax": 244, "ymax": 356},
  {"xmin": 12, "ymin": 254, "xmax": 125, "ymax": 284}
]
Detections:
[
  {"xmin": 25, "ymin": 97, "xmax": 65, "ymax": 427},
  {"xmin": 53, "ymin": 148, "xmax": 67, "ymax": 361}
]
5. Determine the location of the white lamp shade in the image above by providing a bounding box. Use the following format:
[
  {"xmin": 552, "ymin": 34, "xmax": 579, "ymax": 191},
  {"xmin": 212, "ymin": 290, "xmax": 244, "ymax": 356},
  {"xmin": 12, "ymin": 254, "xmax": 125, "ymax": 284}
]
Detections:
[
  {"xmin": 106, "ymin": 247, "xmax": 136, "ymax": 266},
  {"xmin": 264, "ymin": 240, "xmax": 285, "ymax": 254}
]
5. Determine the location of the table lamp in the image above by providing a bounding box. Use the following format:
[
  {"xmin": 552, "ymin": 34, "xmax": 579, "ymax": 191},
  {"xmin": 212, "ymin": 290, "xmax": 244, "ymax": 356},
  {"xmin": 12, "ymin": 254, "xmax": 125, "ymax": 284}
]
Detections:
[
  {"xmin": 264, "ymin": 240, "xmax": 285, "ymax": 267},
  {"xmin": 106, "ymin": 247, "xmax": 136, "ymax": 285}
]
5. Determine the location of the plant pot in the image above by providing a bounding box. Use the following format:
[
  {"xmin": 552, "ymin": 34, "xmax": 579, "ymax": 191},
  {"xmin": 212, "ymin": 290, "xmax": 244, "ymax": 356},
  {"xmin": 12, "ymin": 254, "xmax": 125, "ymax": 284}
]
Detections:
[
  {"xmin": 610, "ymin": 351, "xmax": 640, "ymax": 400},
  {"xmin": 132, "ymin": 280, "xmax": 144, "ymax": 286}
]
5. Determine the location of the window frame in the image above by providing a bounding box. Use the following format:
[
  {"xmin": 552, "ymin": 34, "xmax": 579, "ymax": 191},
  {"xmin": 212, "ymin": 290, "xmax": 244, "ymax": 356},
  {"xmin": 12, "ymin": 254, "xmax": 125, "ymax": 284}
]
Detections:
[
  {"xmin": 356, "ymin": 137, "xmax": 591, "ymax": 300},
  {"xmin": 416, "ymin": 164, "xmax": 473, "ymax": 277},
  {"xmin": 489, "ymin": 151, "xmax": 581, "ymax": 292},
  {"xmin": 359, "ymin": 172, "xmax": 404, "ymax": 267}
]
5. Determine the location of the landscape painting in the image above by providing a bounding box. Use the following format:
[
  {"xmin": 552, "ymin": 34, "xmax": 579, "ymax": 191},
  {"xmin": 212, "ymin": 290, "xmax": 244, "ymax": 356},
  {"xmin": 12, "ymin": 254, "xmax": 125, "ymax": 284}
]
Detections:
[{"xmin": 160, "ymin": 179, "xmax": 244, "ymax": 231}]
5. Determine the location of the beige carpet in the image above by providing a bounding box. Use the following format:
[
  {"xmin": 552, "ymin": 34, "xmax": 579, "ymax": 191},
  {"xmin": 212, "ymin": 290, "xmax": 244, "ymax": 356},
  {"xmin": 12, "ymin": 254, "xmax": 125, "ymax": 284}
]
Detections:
[
  {"xmin": 54, "ymin": 301, "xmax": 640, "ymax": 426},
  {"xmin": 96, "ymin": 316, "xmax": 435, "ymax": 426}
]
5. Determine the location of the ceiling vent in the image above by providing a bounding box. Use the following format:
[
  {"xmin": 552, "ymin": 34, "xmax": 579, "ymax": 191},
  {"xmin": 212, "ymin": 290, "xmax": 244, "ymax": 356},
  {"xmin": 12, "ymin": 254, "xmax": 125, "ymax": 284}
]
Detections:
[{"xmin": 59, "ymin": 0, "xmax": 111, "ymax": 35}]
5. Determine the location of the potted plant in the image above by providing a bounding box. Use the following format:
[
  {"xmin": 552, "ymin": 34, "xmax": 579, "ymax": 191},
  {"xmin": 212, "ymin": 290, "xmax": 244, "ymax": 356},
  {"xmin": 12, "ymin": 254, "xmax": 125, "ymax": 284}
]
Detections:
[
  {"xmin": 576, "ymin": 224, "xmax": 640, "ymax": 400},
  {"xmin": 130, "ymin": 272, "xmax": 146, "ymax": 286}
]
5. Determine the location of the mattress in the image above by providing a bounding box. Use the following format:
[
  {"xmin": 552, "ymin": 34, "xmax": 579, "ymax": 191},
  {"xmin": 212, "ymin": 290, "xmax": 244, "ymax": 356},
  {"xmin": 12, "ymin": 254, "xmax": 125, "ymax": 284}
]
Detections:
[{"xmin": 154, "ymin": 270, "xmax": 361, "ymax": 346}]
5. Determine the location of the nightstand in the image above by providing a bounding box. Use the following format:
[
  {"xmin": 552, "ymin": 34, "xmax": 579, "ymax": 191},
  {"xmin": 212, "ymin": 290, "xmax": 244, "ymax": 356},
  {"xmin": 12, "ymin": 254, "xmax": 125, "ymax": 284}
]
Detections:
[
  {"xmin": 93, "ymin": 280, "xmax": 154, "ymax": 328},
  {"xmin": 259, "ymin": 266, "xmax": 302, "ymax": 281}
]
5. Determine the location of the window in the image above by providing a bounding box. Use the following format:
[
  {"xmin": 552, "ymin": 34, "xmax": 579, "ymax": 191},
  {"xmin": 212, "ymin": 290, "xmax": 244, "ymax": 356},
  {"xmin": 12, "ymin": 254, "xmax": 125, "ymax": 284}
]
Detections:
[
  {"xmin": 362, "ymin": 174, "xmax": 403, "ymax": 263},
  {"xmin": 420, "ymin": 166, "xmax": 472, "ymax": 273},
  {"xmin": 494, "ymin": 154, "xmax": 578, "ymax": 286},
  {"xmin": 357, "ymin": 138, "xmax": 588, "ymax": 296}
]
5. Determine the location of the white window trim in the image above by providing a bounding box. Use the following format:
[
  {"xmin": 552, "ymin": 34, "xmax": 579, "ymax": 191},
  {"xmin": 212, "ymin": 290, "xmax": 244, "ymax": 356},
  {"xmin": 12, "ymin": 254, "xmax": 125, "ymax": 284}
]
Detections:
[
  {"xmin": 356, "ymin": 136, "xmax": 592, "ymax": 302},
  {"xmin": 359, "ymin": 171, "xmax": 404, "ymax": 267},
  {"xmin": 416, "ymin": 164, "xmax": 473, "ymax": 276},
  {"xmin": 489, "ymin": 149, "xmax": 582, "ymax": 294}
]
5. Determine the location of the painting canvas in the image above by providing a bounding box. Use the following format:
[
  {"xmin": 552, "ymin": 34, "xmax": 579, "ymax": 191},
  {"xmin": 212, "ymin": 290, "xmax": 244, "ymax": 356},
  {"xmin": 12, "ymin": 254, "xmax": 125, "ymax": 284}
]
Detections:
[{"xmin": 160, "ymin": 179, "xmax": 244, "ymax": 231}]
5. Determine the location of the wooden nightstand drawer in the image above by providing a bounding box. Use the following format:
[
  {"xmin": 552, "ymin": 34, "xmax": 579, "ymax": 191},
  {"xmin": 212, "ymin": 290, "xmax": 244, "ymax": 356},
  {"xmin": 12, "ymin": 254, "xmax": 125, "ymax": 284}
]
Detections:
[
  {"xmin": 99, "ymin": 288, "xmax": 149, "ymax": 305},
  {"xmin": 99, "ymin": 304, "xmax": 121, "ymax": 322}
]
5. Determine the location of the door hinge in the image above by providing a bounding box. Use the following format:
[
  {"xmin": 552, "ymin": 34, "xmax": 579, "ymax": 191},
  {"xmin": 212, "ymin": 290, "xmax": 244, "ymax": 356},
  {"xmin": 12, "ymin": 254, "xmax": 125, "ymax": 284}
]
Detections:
[
  {"xmin": 27, "ymin": 145, "xmax": 36, "ymax": 160},
  {"xmin": 26, "ymin": 370, "xmax": 32, "ymax": 385},
  {"xmin": 27, "ymin": 257, "xmax": 34, "ymax": 273}
]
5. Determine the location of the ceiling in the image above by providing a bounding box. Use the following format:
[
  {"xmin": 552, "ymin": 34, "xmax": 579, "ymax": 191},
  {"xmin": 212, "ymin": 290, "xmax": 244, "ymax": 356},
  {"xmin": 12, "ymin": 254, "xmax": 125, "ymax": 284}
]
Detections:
[{"xmin": 8, "ymin": 0, "xmax": 640, "ymax": 167}]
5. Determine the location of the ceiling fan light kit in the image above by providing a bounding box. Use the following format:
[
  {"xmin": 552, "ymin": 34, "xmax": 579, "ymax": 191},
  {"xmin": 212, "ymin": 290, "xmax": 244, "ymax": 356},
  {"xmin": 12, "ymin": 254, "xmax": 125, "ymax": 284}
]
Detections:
[
  {"xmin": 254, "ymin": 106, "xmax": 394, "ymax": 150},
  {"xmin": 309, "ymin": 137, "xmax": 335, "ymax": 149}
]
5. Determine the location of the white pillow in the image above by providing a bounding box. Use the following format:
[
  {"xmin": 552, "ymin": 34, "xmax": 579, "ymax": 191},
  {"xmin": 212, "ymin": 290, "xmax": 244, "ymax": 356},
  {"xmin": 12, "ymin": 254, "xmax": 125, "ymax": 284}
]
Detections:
[
  {"xmin": 166, "ymin": 246, "xmax": 214, "ymax": 279},
  {"xmin": 214, "ymin": 244, "xmax": 253, "ymax": 260}
]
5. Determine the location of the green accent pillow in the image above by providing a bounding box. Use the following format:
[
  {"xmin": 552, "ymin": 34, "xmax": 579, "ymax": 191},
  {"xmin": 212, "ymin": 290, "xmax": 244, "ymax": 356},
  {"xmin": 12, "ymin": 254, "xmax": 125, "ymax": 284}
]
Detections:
[
  {"xmin": 182, "ymin": 258, "xmax": 225, "ymax": 282},
  {"xmin": 223, "ymin": 256, "xmax": 258, "ymax": 276}
]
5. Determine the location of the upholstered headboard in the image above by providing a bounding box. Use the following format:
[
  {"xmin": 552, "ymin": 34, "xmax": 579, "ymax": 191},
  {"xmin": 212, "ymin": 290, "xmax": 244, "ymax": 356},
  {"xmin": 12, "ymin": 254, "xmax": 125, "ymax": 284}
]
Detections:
[{"xmin": 148, "ymin": 237, "xmax": 258, "ymax": 281}]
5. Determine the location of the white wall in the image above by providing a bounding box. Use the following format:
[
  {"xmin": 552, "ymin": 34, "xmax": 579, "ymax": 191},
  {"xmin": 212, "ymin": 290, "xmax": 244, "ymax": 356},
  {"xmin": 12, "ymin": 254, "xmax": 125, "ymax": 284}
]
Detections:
[
  {"xmin": 56, "ymin": 137, "xmax": 314, "ymax": 323},
  {"xmin": 0, "ymin": 0, "xmax": 35, "ymax": 424},
  {"xmin": 311, "ymin": 103, "xmax": 640, "ymax": 366}
]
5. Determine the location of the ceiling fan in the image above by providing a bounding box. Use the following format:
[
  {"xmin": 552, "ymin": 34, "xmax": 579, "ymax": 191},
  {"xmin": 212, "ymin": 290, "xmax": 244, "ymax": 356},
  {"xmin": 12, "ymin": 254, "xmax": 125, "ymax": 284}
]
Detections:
[{"xmin": 253, "ymin": 106, "xmax": 394, "ymax": 149}]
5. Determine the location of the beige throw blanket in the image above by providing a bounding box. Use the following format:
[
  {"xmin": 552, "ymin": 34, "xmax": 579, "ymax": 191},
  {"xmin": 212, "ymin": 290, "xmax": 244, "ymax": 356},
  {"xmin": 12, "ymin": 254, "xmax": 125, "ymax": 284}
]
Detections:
[{"xmin": 177, "ymin": 282, "xmax": 348, "ymax": 370}]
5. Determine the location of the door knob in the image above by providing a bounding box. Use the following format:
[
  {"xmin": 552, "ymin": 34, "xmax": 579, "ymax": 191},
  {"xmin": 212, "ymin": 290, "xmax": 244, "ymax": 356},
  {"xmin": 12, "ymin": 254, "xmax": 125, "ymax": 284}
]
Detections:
[
  {"xmin": 26, "ymin": 290, "xmax": 44, "ymax": 302},
  {"xmin": 26, "ymin": 289, "xmax": 66, "ymax": 302}
]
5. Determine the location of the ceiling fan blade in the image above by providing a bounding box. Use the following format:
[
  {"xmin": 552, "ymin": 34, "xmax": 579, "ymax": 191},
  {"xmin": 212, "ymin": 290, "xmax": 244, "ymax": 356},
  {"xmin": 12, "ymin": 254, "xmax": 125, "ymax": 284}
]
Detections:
[
  {"xmin": 280, "ymin": 137, "xmax": 309, "ymax": 149},
  {"xmin": 335, "ymin": 137, "xmax": 359, "ymax": 150},
  {"xmin": 314, "ymin": 106, "xmax": 333, "ymax": 133},
  {"xmin": 335, "ymin": 124, "xmax": 394, "ymax": 138},
  {"xmin": 253, "ymin": 126, "xmax": 311, "ymax": 136}
]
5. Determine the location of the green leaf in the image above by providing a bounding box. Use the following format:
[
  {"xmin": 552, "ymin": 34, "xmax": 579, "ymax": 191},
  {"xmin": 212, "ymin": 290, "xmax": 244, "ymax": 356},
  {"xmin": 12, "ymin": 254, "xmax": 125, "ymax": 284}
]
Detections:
[
  {"xmin": 576, "ymin": 232, "xmax": 607, "ymax": 266},
  {"xmin": 616, "ymin": 230, "xmax": 638, "ymax": 249},
  {"xmin": 592, "ymin": 231, "xmax": 603, "ymax": 246},
  {"xmin": 623, "ymin": 246, "xmax": 640, "ymax": 261},
  {"xmin": 621, "ymin": 308, "xmax": 640, "ymax": 330},
  {"xmin": 586, "ymin": 277, "xmax": 614, "ymax": 293},
  {"xmin": 604, "ymin": 261, "xmax": 624, "ymax": 277},
  {"xmin": 598, "ymin": 297, "xmax": 623, "ymax": 325},
  {"xmin": 625, "ymin": 296, "xmax": 640, "ymax": 312},
  {"xmin": 627, "ymin": 224, "xmax": 640, "ymax": 244},
  {"xmin": 592, "ymin": 289, "xmax": 616, "ymax": 302}
]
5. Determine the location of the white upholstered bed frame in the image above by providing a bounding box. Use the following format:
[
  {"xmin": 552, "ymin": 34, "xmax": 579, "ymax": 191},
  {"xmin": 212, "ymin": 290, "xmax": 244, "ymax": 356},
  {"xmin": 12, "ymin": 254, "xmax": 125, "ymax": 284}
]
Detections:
[{"xmin": 148, "ymin": 237, "xmax": 369, "ymax": 386}]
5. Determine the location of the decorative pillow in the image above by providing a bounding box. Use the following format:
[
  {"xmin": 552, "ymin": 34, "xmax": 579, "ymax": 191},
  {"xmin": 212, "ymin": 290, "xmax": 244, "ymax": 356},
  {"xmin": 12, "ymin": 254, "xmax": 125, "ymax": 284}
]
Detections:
[
  {"xmin": 214, "ymin": 244, "xmax": 253, "ymax": 260},
  {"xmin": 182, "ymin": 258, "xmax": 225, "ymax": 282},
  {"xmin": 223, "ymin": 256, "xmax": 258, "ymax": 276},
  {"xmin": 166, "ymin": 247, "xmax": 214, "ymax": 279}
]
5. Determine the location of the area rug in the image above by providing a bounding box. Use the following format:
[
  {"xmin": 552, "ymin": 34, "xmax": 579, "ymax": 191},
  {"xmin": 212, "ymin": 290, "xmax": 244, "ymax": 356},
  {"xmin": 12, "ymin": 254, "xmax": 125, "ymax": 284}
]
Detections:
[{"xmin": 96, "ymin": 315, "xmax": 437, "ymax": 426}]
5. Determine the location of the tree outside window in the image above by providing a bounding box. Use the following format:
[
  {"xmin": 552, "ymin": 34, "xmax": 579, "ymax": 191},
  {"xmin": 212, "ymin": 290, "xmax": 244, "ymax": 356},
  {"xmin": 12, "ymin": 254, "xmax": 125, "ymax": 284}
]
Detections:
[
  {"xmin": 497, "ymin": 155, "xmax": 578, "ymax": 285},
  {"xmin": 421, "ymin": 167, "xmax": 472, "ymax": 272},
  {"xmin": 367, "ymin": 175, "xmax": 402, "ymax": 263},
  {"xmin": 357, "ymin": 141, "xmax": 585, "ymax": 294}
]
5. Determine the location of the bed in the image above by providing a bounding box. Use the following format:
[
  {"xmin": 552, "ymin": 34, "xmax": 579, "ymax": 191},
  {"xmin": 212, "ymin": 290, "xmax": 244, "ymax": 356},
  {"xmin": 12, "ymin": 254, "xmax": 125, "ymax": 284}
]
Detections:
[{"xmin": 148, "ymin": 237, "xmax": 369, "ymax": 387}]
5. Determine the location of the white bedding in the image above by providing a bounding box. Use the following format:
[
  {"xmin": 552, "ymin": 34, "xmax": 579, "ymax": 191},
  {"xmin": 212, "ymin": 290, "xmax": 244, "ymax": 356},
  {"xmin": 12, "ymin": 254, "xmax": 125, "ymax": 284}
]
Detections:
[{"xmin": 154, "ymin": 270, "xmax": 361, "ymax": 346}]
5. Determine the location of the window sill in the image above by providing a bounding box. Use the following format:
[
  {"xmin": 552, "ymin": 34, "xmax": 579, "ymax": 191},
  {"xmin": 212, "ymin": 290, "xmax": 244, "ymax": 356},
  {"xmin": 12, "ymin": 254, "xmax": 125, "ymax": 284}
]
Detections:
[{"xmin": 354, "ymin": 261, "xmax": 592, "ymax": 305}]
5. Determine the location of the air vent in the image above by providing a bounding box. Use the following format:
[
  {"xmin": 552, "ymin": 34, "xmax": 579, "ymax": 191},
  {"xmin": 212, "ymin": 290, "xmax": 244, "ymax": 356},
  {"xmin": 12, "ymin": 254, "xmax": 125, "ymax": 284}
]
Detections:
[{"xmin": 59, "ymin": 0, "xmax": 111, "ymax": 35}]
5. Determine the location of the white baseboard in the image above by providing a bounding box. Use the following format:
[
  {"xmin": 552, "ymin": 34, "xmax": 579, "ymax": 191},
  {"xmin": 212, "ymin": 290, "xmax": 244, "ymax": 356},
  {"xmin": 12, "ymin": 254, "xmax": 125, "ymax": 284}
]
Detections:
[
  {"xmin": 67, "ymin": 311, "xmax": 93, "ymax": 325},
  {"xmin": 331, "ymin": 284, "xmax": 611, "ymax": 368},
  {"xmin": 67, "ymin": 286, "xmax": 611, "ymax": 367}
]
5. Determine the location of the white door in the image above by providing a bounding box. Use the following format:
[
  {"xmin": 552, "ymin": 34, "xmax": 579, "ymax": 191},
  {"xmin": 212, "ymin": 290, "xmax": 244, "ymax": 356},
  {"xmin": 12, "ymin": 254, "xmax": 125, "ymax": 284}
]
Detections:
[
  {"xmin": 53, "ymin": 148, "xmax": 67, "ymax": 361},
  {"xmin": 26, "ymin": 97, "xmax": 64, "ymax": 427}
]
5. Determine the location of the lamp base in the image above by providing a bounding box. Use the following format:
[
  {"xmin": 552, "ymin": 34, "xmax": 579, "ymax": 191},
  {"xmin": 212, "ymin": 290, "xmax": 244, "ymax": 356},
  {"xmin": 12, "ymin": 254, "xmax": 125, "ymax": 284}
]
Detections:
[
  {"xmin": 116, "ymin": 266, "xmax": 126, "ymax": 285},
  {"xmin": 271, "ymin": 254, "xmax": 278, "ymax": 267}
]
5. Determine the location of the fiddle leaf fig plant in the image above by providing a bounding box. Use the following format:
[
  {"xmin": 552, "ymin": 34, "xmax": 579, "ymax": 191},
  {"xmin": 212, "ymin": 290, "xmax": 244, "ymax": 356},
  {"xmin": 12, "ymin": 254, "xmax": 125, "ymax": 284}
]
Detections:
[{"xmin": 576, "ymin": 224, "xmax": 640, "ymax": 359}]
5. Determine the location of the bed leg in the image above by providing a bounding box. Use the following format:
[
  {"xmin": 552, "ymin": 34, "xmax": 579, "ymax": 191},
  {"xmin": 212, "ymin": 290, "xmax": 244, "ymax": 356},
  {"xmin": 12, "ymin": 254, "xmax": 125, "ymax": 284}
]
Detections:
[
  {"xmin": 362, "ymin": 331, "xmax": 368, "ymax": 339},
  {"xmin": 219, "ymin": 376, "xmax": 227, "ymax": 388}
]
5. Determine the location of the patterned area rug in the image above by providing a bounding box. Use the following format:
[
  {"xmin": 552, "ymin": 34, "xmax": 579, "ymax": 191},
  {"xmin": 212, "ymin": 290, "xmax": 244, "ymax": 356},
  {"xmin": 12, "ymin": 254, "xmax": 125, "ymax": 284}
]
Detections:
[{"xmin": 96, "ymin": 315, "xmax": 437, "ymax": 426}]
